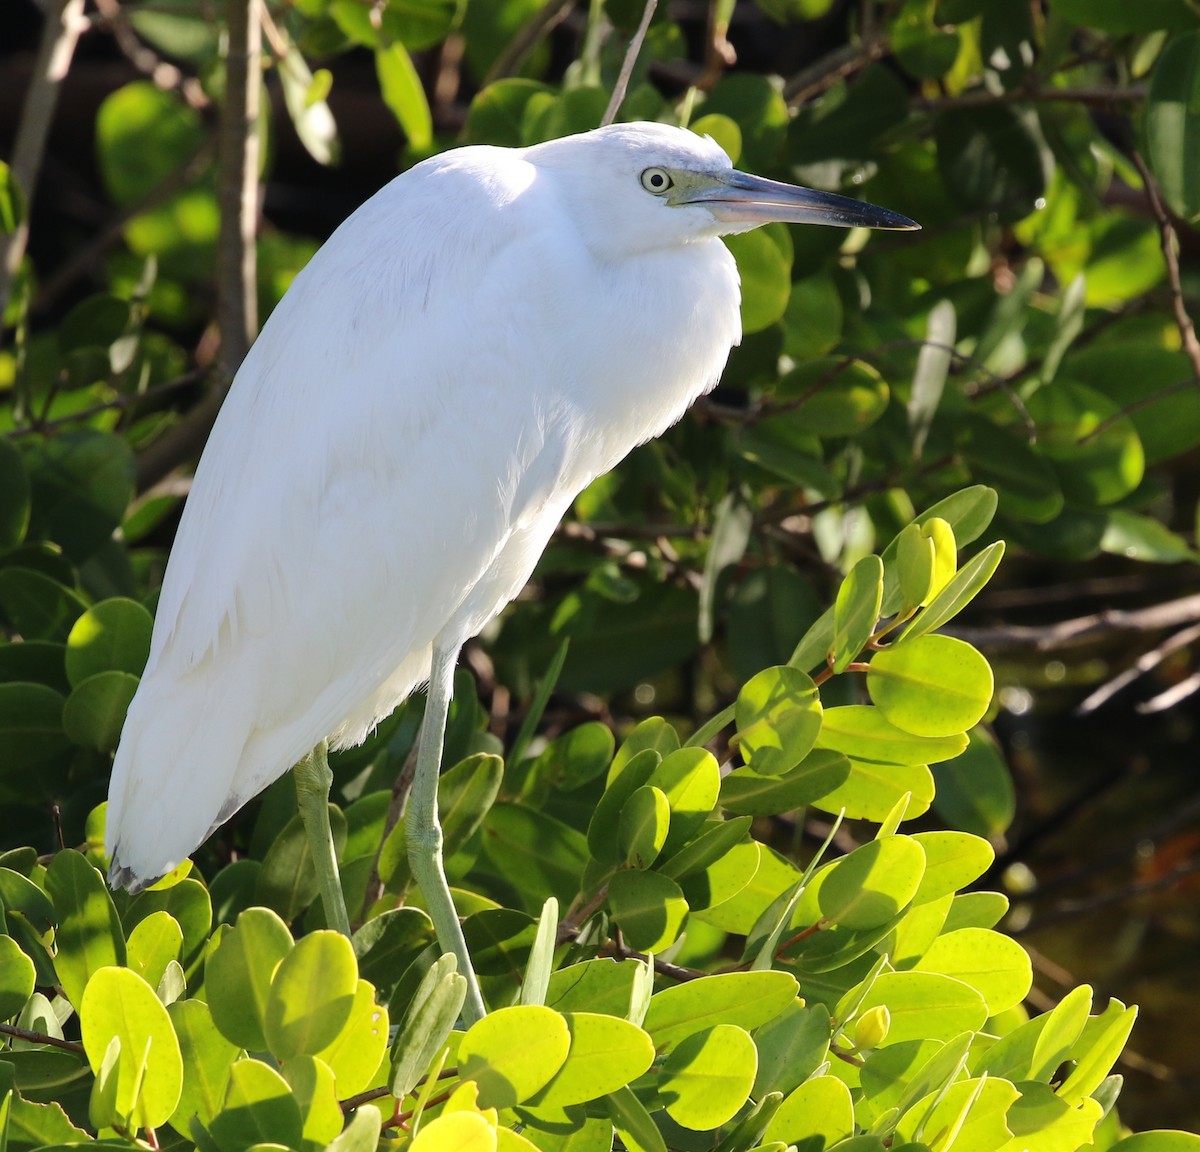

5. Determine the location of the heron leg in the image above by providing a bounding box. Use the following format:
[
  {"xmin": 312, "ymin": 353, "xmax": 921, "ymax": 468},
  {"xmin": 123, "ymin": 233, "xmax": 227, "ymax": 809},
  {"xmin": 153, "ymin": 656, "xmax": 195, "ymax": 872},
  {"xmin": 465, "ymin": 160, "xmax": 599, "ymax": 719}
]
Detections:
[
  {"xmin": 407, "ymin": 641, "xmax": 487, "ymax": 1024},
  {"xmin": 294, "ymin": 739, "xmax": 353, "ymax": 937}
]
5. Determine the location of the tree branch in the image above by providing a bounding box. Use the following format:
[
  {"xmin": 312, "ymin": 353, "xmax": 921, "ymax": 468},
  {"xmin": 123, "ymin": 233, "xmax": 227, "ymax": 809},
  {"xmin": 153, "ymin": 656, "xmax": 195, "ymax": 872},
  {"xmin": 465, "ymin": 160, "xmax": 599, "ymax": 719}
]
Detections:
[
  {"xmin": 0, "ymin": 0, "xmax": 89, "ymax": 332},
  {"xmin": 1131, "ymin": 150, "xmax": 1200, "ymax": 387},
  {"xmin": 602, "ymin": 0, "xmax": 659, "ymax": 127},
  {"xmin": 133, "ymin": 0, "xmax": 261, "ymax": 492}
]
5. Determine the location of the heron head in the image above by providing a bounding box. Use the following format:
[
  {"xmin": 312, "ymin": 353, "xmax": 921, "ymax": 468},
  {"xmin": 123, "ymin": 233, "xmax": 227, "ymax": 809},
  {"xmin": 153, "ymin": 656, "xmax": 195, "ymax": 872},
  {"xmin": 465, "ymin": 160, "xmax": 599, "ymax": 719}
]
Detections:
[{"xmin": 524, "ymin": 121, "xmax": 918, "ymax": 257}]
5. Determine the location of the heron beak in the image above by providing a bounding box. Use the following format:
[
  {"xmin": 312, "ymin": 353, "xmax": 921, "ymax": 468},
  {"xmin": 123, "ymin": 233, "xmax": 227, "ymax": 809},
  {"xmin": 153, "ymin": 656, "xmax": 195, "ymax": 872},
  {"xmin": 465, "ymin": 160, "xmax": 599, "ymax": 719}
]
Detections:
[{"xmin": 687, "ymin": 169, "xmax": 920, "ymax": 231}]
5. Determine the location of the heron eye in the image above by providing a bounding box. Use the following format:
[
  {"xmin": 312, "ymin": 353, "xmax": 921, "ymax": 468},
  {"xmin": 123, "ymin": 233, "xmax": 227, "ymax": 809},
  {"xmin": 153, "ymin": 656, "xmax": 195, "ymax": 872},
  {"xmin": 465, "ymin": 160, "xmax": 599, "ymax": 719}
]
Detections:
[{"xmin": 640, "ymin": 167, "xmax": 674, "ymax": 194}]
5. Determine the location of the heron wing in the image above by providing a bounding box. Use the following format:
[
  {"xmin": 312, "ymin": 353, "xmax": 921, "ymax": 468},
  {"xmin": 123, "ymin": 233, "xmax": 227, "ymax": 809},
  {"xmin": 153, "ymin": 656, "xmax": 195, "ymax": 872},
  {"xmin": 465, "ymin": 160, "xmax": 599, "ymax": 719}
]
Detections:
[{"xmin": 107, "ymin": 151, "xmax": 584, "ymax": 880}]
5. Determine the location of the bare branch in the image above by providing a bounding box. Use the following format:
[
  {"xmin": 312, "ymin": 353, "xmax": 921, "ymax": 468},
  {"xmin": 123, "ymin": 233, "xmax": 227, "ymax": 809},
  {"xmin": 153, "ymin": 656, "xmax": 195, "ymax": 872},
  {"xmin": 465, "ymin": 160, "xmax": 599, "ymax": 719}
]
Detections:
[
  {"xmin": 952, "ymin": 592, "xmax": 1200, "ymax": 653},
  {"xmin": 483, "ymin": 0, "xmax": 577, "ymax": 87},
  {"xmin": 0, "ymin": 0, "xmax": 89, "ymax": 330},
  {"xmin": 1077, "ymin": 619, "xmax": 1200, "ymax": 714},
  {"xmin": 1131, "ymin": 150, "xmax": 1200, "ymax": 387},
  {"xmin": 601, "ymin": 0, "xmax": 659, "ymax": 127},
  {"xmin": 133, "ymin": 0, "xmax": 261, "ymax": 492},
  {"xmin": 915, "ymin": 84, "xmax": 1145, "ymax": 112},
  {"xmin": 784, "ymin": 29, "xmax": 890, "ymax": 107}
]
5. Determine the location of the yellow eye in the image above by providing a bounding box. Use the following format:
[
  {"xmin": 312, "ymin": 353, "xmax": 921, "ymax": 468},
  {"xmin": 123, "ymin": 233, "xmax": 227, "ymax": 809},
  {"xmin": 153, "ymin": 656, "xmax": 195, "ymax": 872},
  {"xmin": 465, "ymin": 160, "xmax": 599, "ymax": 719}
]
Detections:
[{"xmin": 640, "ymin": 167, "xmax": 674, "ymax": 194}]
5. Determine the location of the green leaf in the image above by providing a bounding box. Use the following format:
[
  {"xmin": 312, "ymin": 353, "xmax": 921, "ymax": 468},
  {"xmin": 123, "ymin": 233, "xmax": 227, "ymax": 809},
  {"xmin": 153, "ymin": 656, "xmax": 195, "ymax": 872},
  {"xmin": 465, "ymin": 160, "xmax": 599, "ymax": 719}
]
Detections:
[
  {"xmin": 526, "ymin": 1012, "xmax": 655, "ymax": 1108},
  {"xmin": 644, "ymin": 970, "xmax": 799, "ymax": 1050},
  {"xmin": 379, "ymin": 0, "xmax": 462, "ymax": 51},
  {"xmin": 589, "ymin": 749, "xmax": 660, "ymax": 864},
  {"xmin": 619, "ymin": 786, "xmax": 670, "ymax": 869},
  {"xmin": 80, "ymin": 967, "xmax": 183, "ymax": 1130},
  {"xmin": 764, "ymin": 1075, "xmax": 855, "ymax": 1147},
  {"xmin": 606, "ymin": 1084, "xmax": 667, "ymax": 1152},
  {"xmin": 0, "ymin": 439, "xmax": 31, "ymax": 549},
  {"xmin": 910, "ymin": 831, "xmax": 994, "ymax": 904},
  {"xmin": 1051, "ymin": 0, "xmax": 1199, "ymax": 35},
  {"xmin": 832, "ymin": 556, "xmax": 883, "ymax": 674},
  {"xmin": 466, "ymin": 79, "xmax": 555, "ymax": 147},
  {"xmin": 1003, "ymin": 1083, "xmax": 1104, "ymax": 1152},
  {"xmin": 811, "ymin": 758, "xmax": 935, "ymax": 823},
  {"xmin": 645, "ymin": 747, "xmax": 721, "ymax": 855},
  {"xmin": 326, "ymin": 1103, "xmax": 382, "ymax": 1152},
  {"xmin": 896, "ymin": 1076, "xmax": 1019, "ymax": 1149},
  {"xmin": 0, "ymin": 934, "xmax": 35, "ymax": 1020},
  {"xmin": 391, "ymin": 952, "xmax": 466, "ymax": 1098},
  {"xmin": 96, "ymin": 82, "xmax": 207, "ymax": 205},
  {"xmin": 527, "ymin": 722, "xmax": 614, "ymax": 792},
  {"xmin": 961, "ymin": 418, "xmax": 1064, "ymax": 525},
  {"xmin": 914, "ymin": 927, "xmax": 1031, "ymax": 1015},
  {"xmin": 45, "ymin": 850, "xmax": 126, "ymax": 1009},
  {"xmin": 1109, "ymin": 1133, "xmax": 1200, "ymax": 1152},
  {"xmin": 126, "ymin": 910, "xmax": 183, "ymax": 992},
  {"xmin": 607, "ymin": 869, "xmax": 688, "ymax": 952},
  {"xmin": 751, "ymin": 1000, "xmax": 831, "ymax": 1097},
  {"xmin": 1058, "ymin": 998, "xmax": 1138, "ymax": 1105},
  {"xmin": 125, "ymin": 876, "xmax": 212, "ymax": 969},
  {"xmin": 725, "ymin": 227, "xmax": 792, "ymax": 334},
  {"xmin": 22, "ymin": 431, "xmax": 136, "ymax": 563},
  {"xmin": 0, "ymin": 568, "xmax": 87, "ymax": 643},
  {"xmin": 909, "ymin": 299, "xmax": 955, "ymax": 458},
  {"xmin": 816, "ymin": 706, "xmax": 968, "ymax": 765},
  {"xmin": 167, "ymin": 999, "xmax": 239, "ymax": 1131},
  {"xmin": 64, "ymin": 598, "xmax": 153, "ymax": 686},
  {"xmin": 735, "ymin": 666, "xmax": 823, "ymax": 777},
  {"xmin": 1101, "ymin": 510, "xmax": 1200, "ymax": 563},
  {"xmin": 853, "ymin": 972, "xmax": 988, "ymax": 1045},
  {"xmin": 263, "ymin": 930, "xmax": 358, "ymax": 1061},
  {"xmin": 278, "ymin": 40, "xmax": 339, "ymax": 166},
  {"xmin": 376, "ymin": 43, "xmax": 433, "ymax": 150},
  {"xmin": 659, "ymin": 815, "xmax": 753, "ymax": 881},
  {"xmin": 314, "ymin": 978, "xmax": 389, "ymax": 1095},
  {"xmin": 62, "ymin": 671, "xmax": 140, "ymax": 751},
  {"xmin": 879, "ymin": 488, "xmax": 997, "ymax": 617},
  {"xmin": 281, "ymin": 1054, "xmax": 343, "ymax": 1147},
  {"xmin": 719, "ymin": 749, "xmax": 850, "ymax": 817},
  {"xmin": 892, "ymin": 0, "xmax": 960, "ymax": 78},
  {"xmin": 0, "ymin": 680, "xmax": 71, "ymax": 776},
  {"xmin": 894, "ymin": 524, "xmax": 935, "ymax": 611},
  {"xmin": 977, "ymin": 983, "xmax": 1091, "ymax": 1082},
  {"xmin": 936, "ymin": 104, "xmax": 1051, "ymax": 221},
  {"xmin": 1028, "ymin": 382, "xmax": 1145, "ymax": 507},
  {"xmin": 483, "ymin": 803, "xmax": 588, "ymax": 910},
  {"xmin": 206, "ymin": 906, "xmax": 294, "ymax": 1051},
  {"xmin": 867, "ymin": 635, "xmax": 993, "ymax": 738},
  {"xmin": 819, "ymin": 836, "xmax": 926, "ymax": 930},
  {"xmin": 459, "ymin": 1005, "xmax": 571, "ymax": 1108},
  {"xmin": 772, "ymin": 357, "xmax": 890, "ymax": 436},
  {"xmin": 901, "ymin": 541, "xmax": 1005, "ymax": 643},
  {"xmin": 931, "ymin": 728, "xmax": 1015, "ymax": 839},
  {"xmin": 209, "ymin": 1058, "xmax": 303, "ymax": 1152},
  {"xmin": 659, "ymin": 1024, "xmax": 757, "ymax": 1131}
]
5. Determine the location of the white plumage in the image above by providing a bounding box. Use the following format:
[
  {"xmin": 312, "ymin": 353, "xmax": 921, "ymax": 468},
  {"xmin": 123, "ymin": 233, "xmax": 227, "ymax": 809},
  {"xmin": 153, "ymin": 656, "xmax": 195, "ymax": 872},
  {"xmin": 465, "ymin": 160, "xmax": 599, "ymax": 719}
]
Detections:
[{"xmin": 106, "ymin": 120, "xmax": 915, "ymax": 901}]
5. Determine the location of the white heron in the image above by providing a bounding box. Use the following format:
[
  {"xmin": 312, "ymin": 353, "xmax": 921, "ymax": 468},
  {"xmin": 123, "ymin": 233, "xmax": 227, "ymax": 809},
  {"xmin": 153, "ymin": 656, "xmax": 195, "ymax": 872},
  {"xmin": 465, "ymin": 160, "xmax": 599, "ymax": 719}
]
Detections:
[{"xmin": 106, "ymin": 121, "xmax": 916, "ymax": 1022}]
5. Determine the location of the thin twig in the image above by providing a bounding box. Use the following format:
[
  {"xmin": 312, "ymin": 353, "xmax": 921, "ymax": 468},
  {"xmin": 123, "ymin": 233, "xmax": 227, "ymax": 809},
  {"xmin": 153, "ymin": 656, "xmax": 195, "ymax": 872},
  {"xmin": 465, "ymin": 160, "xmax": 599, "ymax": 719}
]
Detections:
[
  {"xmin": 4, "ymin": 369, "xmax": 205, "ymax": 440},
  {"xmin": 1131, "ymin": 151, "xmax": 1200, "ymax": 386},
  {"xmin": 784, "ymin": 29, "xmax": 890, "ymax": 106},
  {"xmin": 0, "ymin": 0, "xmax": 88, "ymax": 332},
  {"xmin": 915, "ymin": 84, "xmax": 1145, "ymax": 112},
  {"xmin": 133, "ymin": 0, "xmax": 261, "ymax": 492},
  {"xmin": 35, "ymin": 141, "xmax": 217, "ymax": 313},
  {"xmin": 0, "ymin": 1023, "xmax": 86, "ymax": 1054},
  {"xmin": 952, "ymin": 592, "xmax": 1200, "ymax": 653},
  {"xmin": 601, "ymin": 0, "xmax": 658, "ymax": 127},
  {"xmin": 92, "ymin": 0, "xmax": 210, "ymax": 110},
  {"xmin": 1077, "ymin": 619, "xmax": 1200, "ymax": 715},
  {"xmin": 483, "ymin": 0, "xmax": 577, "ymax": 87}
]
